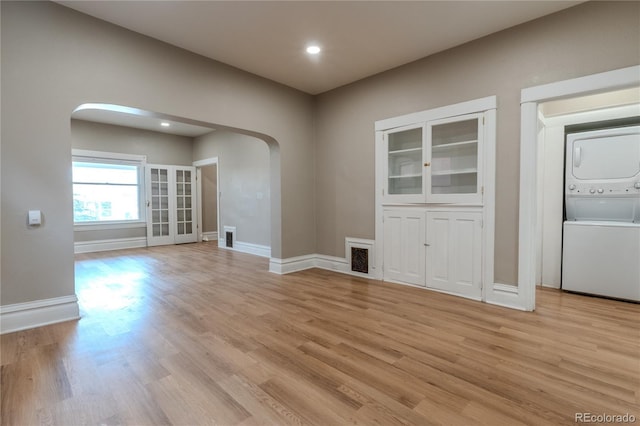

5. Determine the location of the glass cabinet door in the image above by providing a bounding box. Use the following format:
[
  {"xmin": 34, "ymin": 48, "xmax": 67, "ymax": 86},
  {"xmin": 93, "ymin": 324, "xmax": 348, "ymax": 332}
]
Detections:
[
  {"xmin": 427, "ymin": 113, "xmax": 483, "ymax": 203},
  {"xmin": 385, "ymin": 125, "xmax": 425, "ymax": 202}
]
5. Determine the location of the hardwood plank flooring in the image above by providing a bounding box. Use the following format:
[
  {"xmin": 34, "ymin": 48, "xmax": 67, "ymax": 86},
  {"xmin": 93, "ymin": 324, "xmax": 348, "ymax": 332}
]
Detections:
[{"xmin": 2, "ymin": 243, "xmax": 639, "ymax": 425}]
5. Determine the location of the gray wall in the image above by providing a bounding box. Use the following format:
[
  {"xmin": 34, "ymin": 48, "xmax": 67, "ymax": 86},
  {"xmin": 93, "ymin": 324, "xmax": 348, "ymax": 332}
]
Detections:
[
  {"xmin": 201, "ymin": 165, "xmax": 218, "ymax": 234},
  {"xmin": 194, "ymin": 131, "xmax": 271, "ymax": 248},
  {"xmin": 2, "ymin": 1, "xmax": 639, "ymax": 309},
  {"xmin": 71, "ymin": 119, "xmax": 195, "ymax": 165},
  {"xmin": 71, "ymin": 119, "xmax": 196, "ymax": 243},
  {"xmin": 1, "ymin": 1, "xmax": 315, "ymax": 306},
  {"xmin": 314, "ymin": 1, "xmax": 640, "ymax": 285}
]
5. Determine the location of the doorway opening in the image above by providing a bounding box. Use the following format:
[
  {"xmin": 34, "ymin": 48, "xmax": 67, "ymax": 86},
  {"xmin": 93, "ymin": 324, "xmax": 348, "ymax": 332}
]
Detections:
[
  {"xmin": 535, "ymin": 89, "xmax": 640, "ymax": 291},
  {"xmin": 518, "ymin": 65, "xmax": 640, "ymax": 310},
  {"xmin": 71, "ymin": 103, "xmax": 281, "ymax": 301}
]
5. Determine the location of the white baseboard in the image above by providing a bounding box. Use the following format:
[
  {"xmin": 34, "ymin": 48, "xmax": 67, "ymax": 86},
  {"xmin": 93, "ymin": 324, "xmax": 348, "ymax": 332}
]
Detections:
[
  {"xmin": 485, "ymin": 283, "xmax": 529, "ymax": 311},
  {"xmin": 74, "ymin": 237, "xmax": 147, "ymax": 254},
  {"xmin": 202, "ymin": 231, "xmax": 218, "ymax": 242},
  {"xmin": 218, "ymin": 239, "xmax": 271, "ymax": 258},
  {"xmin": 269, "ymin": 254, "xmax": 316, "ymax": 274},
  {"xmin": 1, "ymin": 295, "xmax": 80, "ymax": 334},
  {"xmin": 269, "ymin": 253, "xmax": 375, "ymax": 279}
]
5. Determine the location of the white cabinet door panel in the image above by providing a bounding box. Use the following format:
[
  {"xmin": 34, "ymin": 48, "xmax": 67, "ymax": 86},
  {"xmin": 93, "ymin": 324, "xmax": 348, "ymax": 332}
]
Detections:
[
  {"xmin": 383, "ymin": 210, "xmax": 425, "ymax": 286},
  {"xmin": 426, "ymin": 211, "xmax": 482, "ymax": 299}
]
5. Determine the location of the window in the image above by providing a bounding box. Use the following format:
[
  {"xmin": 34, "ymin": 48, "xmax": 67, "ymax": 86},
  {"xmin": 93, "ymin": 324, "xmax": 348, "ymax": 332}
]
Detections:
[{"xmin": 72, "ymin": 150, "xmax": 146, "ymax": 224}]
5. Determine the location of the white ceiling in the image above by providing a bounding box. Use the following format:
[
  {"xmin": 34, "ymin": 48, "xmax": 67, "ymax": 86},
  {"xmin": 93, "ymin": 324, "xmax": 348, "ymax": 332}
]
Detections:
[{"xmin": 57, "ymin": 1, "xmax": 582, "ymax": 95}]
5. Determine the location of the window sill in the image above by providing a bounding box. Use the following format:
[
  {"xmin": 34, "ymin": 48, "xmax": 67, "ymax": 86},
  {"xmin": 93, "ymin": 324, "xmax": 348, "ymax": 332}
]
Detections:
[{"xmin": 74, "ymin": 221, "xmax": 146, "ymax": 232}]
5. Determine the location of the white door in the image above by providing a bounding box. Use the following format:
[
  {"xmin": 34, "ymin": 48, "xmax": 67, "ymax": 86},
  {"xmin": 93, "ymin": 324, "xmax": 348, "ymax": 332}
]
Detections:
[
  {"xmin": 426, "ymin": 113, "xmax": 484, "ymax": 204},
  {"xmin": 383, "ymin": 209, "xmax": 426, "ymax": 286},
  {"xmin": 383, "ymin": 124, "xmax": 426, "ymax": 204},
  {"xmin": 567, "ymin": 126, "xmax": 640, "ymax": 181},
  {"xmin": 146, "ymin": 165, "xmax": 174, "ymax": 246},
  {"xmin": 173, "ymin": 167, "xmax": 197, "ymax": 244},
  {"xmin": 146, "ymin": 165, "xmax": 198, "ymax": 246},
  {"xmin": 426, "ymin": 211, "xmax": 482, "ymax": 299}
]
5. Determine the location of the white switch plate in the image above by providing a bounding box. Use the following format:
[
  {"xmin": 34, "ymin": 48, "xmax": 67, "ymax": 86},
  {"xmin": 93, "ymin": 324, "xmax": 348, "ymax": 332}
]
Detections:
[{"xmin": 28, "ymin": 210, "xmax": 42, "ymax": 225}]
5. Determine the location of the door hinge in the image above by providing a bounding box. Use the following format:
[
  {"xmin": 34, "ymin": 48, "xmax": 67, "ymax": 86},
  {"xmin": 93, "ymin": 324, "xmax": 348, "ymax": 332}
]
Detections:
[{"xmin": 481, "ymin": 186, "xmax": 484, "ymax": 195}]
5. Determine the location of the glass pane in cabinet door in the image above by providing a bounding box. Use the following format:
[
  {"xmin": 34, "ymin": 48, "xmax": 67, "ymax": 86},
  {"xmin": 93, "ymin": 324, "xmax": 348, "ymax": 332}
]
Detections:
[
  {"xmin": 387, "ymin": 127, "xmax": 422, "ymax": 195},
  {"xmin": 430, "ymin": 118, "xmax": 479, "ymax": 195}
]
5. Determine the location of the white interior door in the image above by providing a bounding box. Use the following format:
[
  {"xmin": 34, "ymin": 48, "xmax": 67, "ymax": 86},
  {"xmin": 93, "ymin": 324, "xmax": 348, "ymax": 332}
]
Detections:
[
  {"xmin": 146, "ymin": 165, "xmax": 198, "ymax": 246},
  {"xmin": 146, "ymin": 165, "xmax": 174, "ymax": 246},
  {"xmin": 426, "ymin": 211, "xmax": 482, "ymax": 299},
  {"xmin": 174, "ymin": 166, "xmax": 197, "ymax": 244}
]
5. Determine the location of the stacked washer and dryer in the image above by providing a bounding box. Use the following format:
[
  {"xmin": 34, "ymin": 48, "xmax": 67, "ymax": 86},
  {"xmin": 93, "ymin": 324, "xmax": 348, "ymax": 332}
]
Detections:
[{"xmin": 562, "ymin": 121, "xmax": 640, "ymax": 302}]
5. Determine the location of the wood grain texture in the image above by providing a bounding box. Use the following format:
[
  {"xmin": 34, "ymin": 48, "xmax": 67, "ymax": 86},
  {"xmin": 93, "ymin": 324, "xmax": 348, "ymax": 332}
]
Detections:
[{"xmin": 2, "ymin": 243, "xmax": 639, "ymax": 425}]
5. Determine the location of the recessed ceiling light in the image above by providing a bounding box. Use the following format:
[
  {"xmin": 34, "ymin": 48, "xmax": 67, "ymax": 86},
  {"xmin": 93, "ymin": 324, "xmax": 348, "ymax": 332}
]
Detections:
[
  {"xmin": 160, "ymin": 122, "xmax": 170, "ymax": 127},
  {"xmin": 306, "ymin": 45, "xmax": 321, "ymax": 55}
]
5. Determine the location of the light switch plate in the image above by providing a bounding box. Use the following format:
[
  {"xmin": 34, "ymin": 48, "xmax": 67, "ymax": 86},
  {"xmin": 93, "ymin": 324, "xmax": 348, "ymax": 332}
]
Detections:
[{"xmin": 28, "ymin": 210, "xmax": 42, "ymax": 225}]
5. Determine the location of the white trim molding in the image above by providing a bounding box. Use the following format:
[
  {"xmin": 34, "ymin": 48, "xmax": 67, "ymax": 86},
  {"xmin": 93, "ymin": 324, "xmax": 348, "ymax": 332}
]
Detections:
[
  {"xmin": 202, "ymin": 231, "xmax": 218, "ymax": 242},
  {"xmin": 518, "ymin": 65, "xmax": 640, "ymax": 311},
  {"xmin": 270, "ymin": 237, "xmax": 377, "ymax": 278},
  {"xmin": 269, "ymin": 254, "xmax": 316, "ymax": 274},
  {"xmin": 232, "ymin": 241, "xmax": 271, "ymax": 258},
  {"xmin": 74, "ymin": 237, "xmax": 147, "ymax": 254},
  {"xmin": 1, "ymin": 295, "xmax": 80, "ymax": 334}
]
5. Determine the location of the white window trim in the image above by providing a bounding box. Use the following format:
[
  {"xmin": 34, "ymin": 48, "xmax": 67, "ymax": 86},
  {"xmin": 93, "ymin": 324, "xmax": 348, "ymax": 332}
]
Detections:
[
  {"xmin": 72, "ymin": 149, "xmax": 147, "ymax": 165},
  {"xmin": 72, "ymin": 149, "xmax": 147, "ymax": 227}
]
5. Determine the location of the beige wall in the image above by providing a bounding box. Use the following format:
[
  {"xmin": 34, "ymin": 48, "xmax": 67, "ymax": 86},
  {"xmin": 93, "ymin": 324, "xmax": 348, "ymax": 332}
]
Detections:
[
  {"xmin": 71, "ymin": 119, "xmax": 195, "ymax": 166},
  {"xmin": 201, "ymin": 165, "xmax": 218, "ymax": 234},
  {"xmin": 1, "ymin": 1, "xmax": 315, "ymax": 306},
  {"xmin": 194, "ymin": 131, "xmax": 271, "ymax": 248},
  {"xmin": 2, "ymin": 1, "xmax": 639, "ymax": 309},
  {"xmin": 314, "ymin": 1, "xmax": 640, "ymax": 285}
]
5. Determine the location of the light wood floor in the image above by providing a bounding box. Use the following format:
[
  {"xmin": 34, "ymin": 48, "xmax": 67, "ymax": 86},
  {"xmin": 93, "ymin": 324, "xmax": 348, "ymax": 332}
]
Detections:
[{"xmin": 2, "ymin": 243, "xmax": 639, "ymax": 425}]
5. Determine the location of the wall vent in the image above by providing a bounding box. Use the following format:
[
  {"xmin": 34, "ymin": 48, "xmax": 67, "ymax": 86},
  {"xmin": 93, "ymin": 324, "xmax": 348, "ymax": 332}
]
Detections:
[
  {"xmin": 222, "ymin": 226, "xmax": 236, "ymax": 249},
  {"xmin": 345, "ymin": 237, "xmax": 374, "ymax": 277},
  {"xmin": 351, "ymin": 247, "xmax": 369, "ymax": 274}
]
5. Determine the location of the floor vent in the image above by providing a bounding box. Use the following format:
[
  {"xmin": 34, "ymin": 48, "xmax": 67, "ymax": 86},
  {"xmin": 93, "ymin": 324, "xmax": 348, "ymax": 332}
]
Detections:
[{"xmin": 225, "ymin": 232, "xmax": 233, "ymax": 248}]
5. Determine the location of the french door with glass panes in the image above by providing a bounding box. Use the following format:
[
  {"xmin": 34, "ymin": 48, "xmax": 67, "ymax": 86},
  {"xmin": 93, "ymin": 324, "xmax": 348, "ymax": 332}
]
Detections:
[{"xmin": 146, "ymin": 165, "xmax": 197, "ymax": 246}]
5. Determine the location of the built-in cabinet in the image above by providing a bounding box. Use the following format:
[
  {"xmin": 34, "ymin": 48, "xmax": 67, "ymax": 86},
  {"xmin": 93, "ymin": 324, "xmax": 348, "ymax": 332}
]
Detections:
[
  {"xmin": 383, "ymin": 113, "xmax": 483, "ymax": 204},
  {"xmin": 376, "ymin": 97, "xmax": 495, "ymax": 301}
]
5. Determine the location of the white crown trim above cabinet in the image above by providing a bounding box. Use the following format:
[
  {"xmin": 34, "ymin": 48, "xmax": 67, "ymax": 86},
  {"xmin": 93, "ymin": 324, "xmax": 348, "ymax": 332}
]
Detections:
[{"xmin": 375, "ymin": 96, "xmax": 497, "ymax": 304}]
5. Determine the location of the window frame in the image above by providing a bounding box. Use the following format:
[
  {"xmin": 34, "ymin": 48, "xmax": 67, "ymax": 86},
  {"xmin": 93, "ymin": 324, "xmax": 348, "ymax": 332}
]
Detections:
[{"xmin": 72, "ymin": 149, "xmax": 147, "ymax": 230}]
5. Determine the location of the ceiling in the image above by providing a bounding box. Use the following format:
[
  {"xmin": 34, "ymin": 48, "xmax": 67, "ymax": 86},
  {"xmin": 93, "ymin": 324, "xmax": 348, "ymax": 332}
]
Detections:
[{"xmin": 57, "ymin": 1, "xmax": 582, "ymax": 95}]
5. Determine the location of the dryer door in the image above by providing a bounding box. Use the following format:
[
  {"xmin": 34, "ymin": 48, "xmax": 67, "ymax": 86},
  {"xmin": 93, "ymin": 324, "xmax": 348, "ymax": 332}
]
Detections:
[{"xmin": 568, "ymin": 127, "xmax": 640, "ymax": 181}]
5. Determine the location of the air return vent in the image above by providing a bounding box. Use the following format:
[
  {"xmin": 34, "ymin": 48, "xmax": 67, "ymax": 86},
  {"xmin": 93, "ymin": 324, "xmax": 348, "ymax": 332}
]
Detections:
[
  {"xmin": 223, "ymin": 226, "xmax": 236, "ymax": 249},
  {"xmin": 345, "ymin": 237, "xmax": 374, "ymax": 277},
  {"xmin": 351, "ymin": 247, "xmax": 369, "ymax": 274}
]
